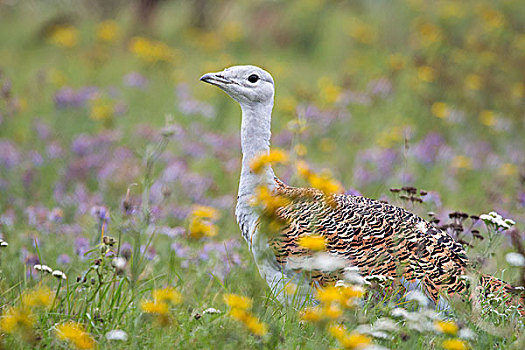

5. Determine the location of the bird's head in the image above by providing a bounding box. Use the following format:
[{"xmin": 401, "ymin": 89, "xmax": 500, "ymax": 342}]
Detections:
[{"xmin": 200, "ymin": 65, "xmax": 274, "ymax": 107}]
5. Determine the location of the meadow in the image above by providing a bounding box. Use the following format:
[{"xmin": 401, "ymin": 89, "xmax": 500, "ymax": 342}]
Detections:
[{"xmin": 0, "ymin": 0, "xmax": 524, "ymax": 348}]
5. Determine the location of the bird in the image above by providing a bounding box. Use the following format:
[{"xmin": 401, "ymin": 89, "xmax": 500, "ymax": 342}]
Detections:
[{"xmin": 200, "ymin": 65, "xmax": 523, "ymax": 312}]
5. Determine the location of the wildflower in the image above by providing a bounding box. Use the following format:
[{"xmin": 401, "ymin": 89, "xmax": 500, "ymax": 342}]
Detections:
[
  {"xmin": 250, "ymin": 149, "xmax": 288, "ymax": 174},
  {"xmin": 465, "ymin": 74, "xmax": 482, "ymax": 90},
  {"xmin": 112, "ymin": 257, "xmax": 127, "ymax": 271},
  {"xmin": 188, "ymin": 216, "xmax": 218, "ymax": 239},
  {"xmin": 318, "ymin": 77, "xmax": 341, "ymax": 105},
  {"xmin": 105, "ymin": 329, "xmax": 128, "ymax": 341},
  {"xmin": 308, "ymin": 172, "xmax": 343, "ymax": 196},
  {"xmin": 431, "ymin": 102, "xmax": 449, "ymax": 119},
  {"xmin": 340, "ymin": 332, "xmax": 372, "ymax": 349},
  {"xmin": 294, "ymin": 143, "xmax": 307, "ymax": 156},
  {"xmin": 442, "ymin": 338, "xmax": 468, "ymax": 350},
  {"xmin": 451, "ymin": 156, "xmax": 472, "ymax": 170},
  {"xmin": 417, "ymin": 66, "xmax": 435, "ymax": 82},
  {"xmin": 90, "ymin": 98, "xmax": 114, "ymax": 122},
  {"xmin": 300, "ymin": 307, "xmax": 323, "ymax": 322},
  {"xmin": 251, "ymin": 185, "xmax": 290, "ymax": 214},
  {"xmin": 389, "ymin": 53, "xmax": 406, "ymax": 71},
  {"xmin": 340, "ymin": 284, "xmax": 365, "ymax": 300},
  {"xmin": 317, "ymin": 285, "xmax": 343, "ymax": 304},
  {"xmin": 21, "ymin": 287, "xmax": 53, "ymax": 309},
  {"xmin": 434, "ymin": 320, "xmax": 458, "ymax": 335},
  {"xmin": 203, "ymin": 308, "xmax": 221, "ymax": 314},
  {"xmin": 97, "ymin": 20, "xmax": 119, "ymax": 42},
  {"xmin": 152, "ymin": 287, "xmax": 182, "ymax": 305},
  {"xmin": 297, "ymin": 234, "xmax": 327, "ymax": 251},
  {"xmin": 52, "ymin": 270, "xmax": 67, "ymax": 280},
  {"xmin": 129, "ymin": 36, "xmax": 176, "ymax": 64},
  {"xmin": 34, "ymin": 264, "xmax": 53, "ymax": 274},
  {"xmin": 223, "ymin": 294, "xmax": 252, "ymax": 310},
  {"xmin": 0, "ymin": 239, "xmax": 8, "ymax": 247},
  {"xmin": 55, "ymin": 322, "xmax": 95, "ymax": 349},
  {"xmin": 479, "ymin": 110, "xmax": 496, "ymax": 127},
  {"xmin": 244, "ymin": 314, "xmax": 268, "ymax": 336},
  {"xmin": 191, "ymin": 205, "xmax": 219, "ymax": 220},
  {"xmin": 321, "ymin": 303, "xmax": 343, "ymax": 319},
  {"xmin": 48, "ymin": 25, "xmax": 78, "ymax": 48},
  {"xmin": 188, "ymin": 205, "xmax": 220, "ymax": 239},
  {"xmin": 480, "ymin": 211, "xmax": 515, "ymax": 230},
  {"xmin": 0, "ymin": 306, "xmax": 35, "ymax": 334},
  {"xmin": 506, "ymin": 252, "xmax": 525, "ymax": 267},
  {"xmin": 140, "ymin": 300, "xmax": 169, "ymax": 315}
]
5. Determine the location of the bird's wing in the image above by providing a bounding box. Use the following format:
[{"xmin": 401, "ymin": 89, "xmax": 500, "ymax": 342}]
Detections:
[{"xmin": 270, "ymin": 178, "xmax": 469, "ymax": 303}]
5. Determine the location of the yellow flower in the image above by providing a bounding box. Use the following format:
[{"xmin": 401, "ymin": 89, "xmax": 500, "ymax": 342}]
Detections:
[
  {"xmin": 97, "ymin": 20, "xmax": 119, "ymax": 42},
  {"xmin": 388, "ymin": 53, "xmax": 406, "ymax": 71},
  {"xmin": 280, "ymin": 96, "xmax": 299, "ymax": 114},
  {"xmin": 244, "ymin": 314, "xmax": 268, "ymax": 336},
  {"xmin": 348, "ymin": 22, "xmax": 376, "ymax": 44},
  {"xmin": 480, "ymin": 8, "xmax": 504, "ymax": 29},
  {"xmin": 129, "ymin": 36, "xmax": 176, "ymax": 64},
  {"xmin": 296, "ymin": 160, "xmax": 311, "ymax": 178},
  {"xmin": 90, "ymin": 99, "xmax": 114, "ymax": 122},
  {"xmin": 451, "ymin": 156, "xmax": 472, "ymax": 170},
  {"xmin": 431, "ymin": 102, "xmax": 449, "ymax": 119},
  {"xmin": 479, "ymin": 110, "xmax": 496, "ymax": 127},
  {"xmin": 416, "ymin": 22, "xmax": 442, "ymax": 44},
  {"xmin": 0, "ymin": 306, "xmax": 35, "ymax": 334},
  {"xmin": 297, "ymin": 234, "xmax": 327, "ymax": 251},
  {"xmin": 321, "ymin": 303, "xmax": 343, "ymax": 319},
  {"xmin": 418, "ymin": 66, "xmax": 435, "ymax": 82},
  {"xmin": 223, "ymin": 294, "xmax": 252, "ymax": 310},
  {"xmin": 340, "ymin": 285, "xmax": 365, "ymax": 299},
  {"xmin": 191, "ymin": 205, "xmax": 219, "ymax": 220},
  {"xmin": 498, "ymin": 163, "xmax": 518, "ymax": 177},
  {"xmin": 308, "ymin": 172, "xmax": 343, "ymax": 196},
  {"xmin": 294, "ymin": 143, "xmax": 307, "ymax": 156},
  {"xmin": 140, "ymin": 300, "xmax": 169, "ymax": 315},
  {"xmin": 300, "ymin": 307, "xmax": 323, "ymax": 322},
  {"xmin": 318, "ymin": 77, "xmax": 341, "ymax": 105},
  {"xmin": 434, "ymin": 320, "xmax": 459, "ymax": 335},
  {"xmin": 340, "ymin": 332, "xmax": 371, "ymax": 349},
  {"xmin": 188, "ymin": 217, "xmax": 218, "ymax": 239},
  {"xmin": 21, "ymin": 287, "xmax": 53, "ymax": 309},
  {"xmin": 442, "ymin": 338, "xmax": 468, "ymax": 350},
  {"xmin": 48, "ymin": 25, "xmax": 78, "ymax": 48},
  {"xmin": 465, "ymin": 74, "xmax": 482, "ymax": 90},
  {"xmin": 55, "ymin": 322, "xmax": 95, "ymax": 350},
  {"xmin": 250, "ymin": 149, "xmax": 288, "ymax": 174},
  {"xmin": 188, "ymin": 205, "xmax": 220, "ymax": 239},
  {"xmin": 328, "ymin": 323, "xmax": 347, "ymax": 339},
  {"xmin": 251, "ymin": 186, "xmax": 291, "ymax": 214},
  {"xmin": 152, "ymin": 287, "xmax": 182, "ymax": 305}
]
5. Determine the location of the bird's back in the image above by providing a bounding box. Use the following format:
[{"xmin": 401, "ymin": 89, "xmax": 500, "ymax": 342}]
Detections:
[{"xmin": 269, "ymin": 178, "xmax": 469, "ymax": 305}]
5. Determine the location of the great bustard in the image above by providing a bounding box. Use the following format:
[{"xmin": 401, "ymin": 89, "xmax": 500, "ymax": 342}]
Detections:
[{"xmin": 200, "ymin": 65, "xmax": 523, "ymax": 311}]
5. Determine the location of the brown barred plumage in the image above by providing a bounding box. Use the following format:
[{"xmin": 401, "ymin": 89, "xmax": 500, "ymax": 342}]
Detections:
[{"xmin": 271, "ymin": 178, "xmax": 524, "ymax": 312}]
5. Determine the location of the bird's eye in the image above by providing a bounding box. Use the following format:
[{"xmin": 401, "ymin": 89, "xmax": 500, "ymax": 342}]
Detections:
[{"xmin": 248, "ymin": 74, "xmax": 260, "ymax": 83}]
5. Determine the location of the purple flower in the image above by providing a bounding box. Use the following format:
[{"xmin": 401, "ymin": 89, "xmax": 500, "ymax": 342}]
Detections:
[
  {"xmin": 123, "ymin": 72, "xmax": 149, "ymax": 89},
  {"xmin": 413, "ymin": 132, "xmax": 445, "ymax": 164},
  {"xmin": 0, "ymin": 140, "xmax": 20, "ymax": 169},
  {"xmin": 57, "ymin": 253, "xmax": 71, "ymax": 265},
  {"xmin": 75, "ymin": 237, "xmax": 90, "ymax": 258},
  {"xmin": 518, "ymin": 192, "xmax": 525, "ymax": 208},
  {"xmin": 48, "ymin": 208, "xmax": 64, "ymax": 223},
  {"xmin": 176, "ymin": 84, "xmax": 216, "ymax": 119},
  {"xmin": 54, "ymin": 86, "xmax": 98, "ymax": 109}
]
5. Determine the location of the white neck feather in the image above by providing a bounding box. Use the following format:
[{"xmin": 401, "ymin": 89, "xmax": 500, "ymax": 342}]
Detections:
[{"xmin": 236, "ymin": 101, "xmax": 275, "ymax": 240}]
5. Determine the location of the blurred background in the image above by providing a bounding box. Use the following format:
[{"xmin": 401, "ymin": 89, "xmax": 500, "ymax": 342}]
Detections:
[{"xmin": 0, "ymin": 0, "xmax": 524, "ymax": 277}]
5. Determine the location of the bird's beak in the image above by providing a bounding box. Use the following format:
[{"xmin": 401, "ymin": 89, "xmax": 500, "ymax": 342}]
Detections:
[{"xmin": 199, "ymin": 72, "xmax": 234, "ymax": 87}]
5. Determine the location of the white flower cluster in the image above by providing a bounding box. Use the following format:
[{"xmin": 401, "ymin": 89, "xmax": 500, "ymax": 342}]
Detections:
[
  {"xmin": 479, "ymin": 211, "xmax": 515, "ymax": 230},
  {"xmin": 34, "ymin": 264, "xmax": 67, "ymax": 280},
  {"xmin": 505, "ymin": 252, "xmax": 525, "ymax": 267},
  {"xmin": 0, "ymin": 238, "xmax": 8, "ymax": 247}
]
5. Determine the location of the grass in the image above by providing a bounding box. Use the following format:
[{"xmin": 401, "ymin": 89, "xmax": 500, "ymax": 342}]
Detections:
[{"xmin": 0, "ymin": 0, "xmax": 524, "ymax": 348}]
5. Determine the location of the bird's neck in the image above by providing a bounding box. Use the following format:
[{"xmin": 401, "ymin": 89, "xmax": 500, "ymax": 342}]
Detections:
[{"xmin": 237, "ymin": 102, "xmax": 275, "ymax": 211}]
